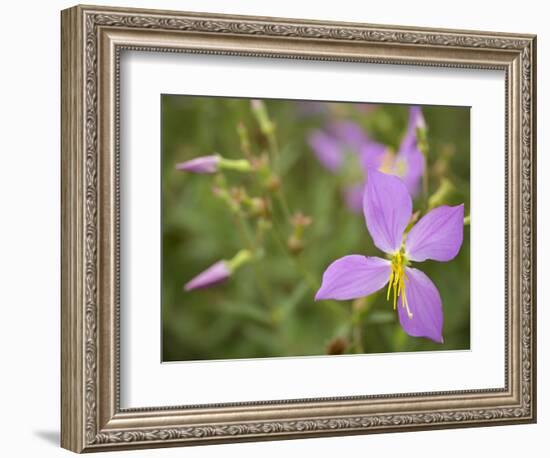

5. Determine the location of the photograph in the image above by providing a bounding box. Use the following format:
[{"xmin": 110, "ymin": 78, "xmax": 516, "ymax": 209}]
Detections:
[
  {"xmin": 58, "ymin": 4, "xmax": 536, "ymax": 452},
  {"xmin": 161, "ymin": 96, "xmax": 471, "ymax": 362}
]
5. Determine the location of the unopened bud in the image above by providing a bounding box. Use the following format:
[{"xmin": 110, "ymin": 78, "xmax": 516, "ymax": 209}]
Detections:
[
  {"xmin": 251, "ymin": 154, "xmax": 270, "ymax": 172},
  {"xmin": 287, "ymin": 235, "xmax": 304, "ymax": 255},
  {"xmin": 290, "ymin": 211, "xmax": 313, "ymax": 241},
  {"xmin": 211, "ymin": 185, "xmax": 240, "ymax": 213},
  {"xmin": 248, "ymin": 197, "xmax": 269, "ymax": 217},
  {"xmin": 326, "ymin": 337, "xmax": 348, "ymax": 355},
  {"xmin": 291, "ymin": 212, "xmax": 313, "ymax": 228},
  {"xmin": 176, "ymin": 155, "xmax": 220, "ymax": 174},
  {"xmin": 229, "ymin": 187, "xmax": 247, "ymax": 204},
  {"xmin": 265, "ymin": 175, "xmax": 281, "ymax": 192},
  {"xmin": 184, "ymin": 260, "xmax": 231, "ymax": 291}
]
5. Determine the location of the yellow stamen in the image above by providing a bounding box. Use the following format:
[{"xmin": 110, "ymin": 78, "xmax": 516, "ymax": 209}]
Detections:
[
  {"xmin": 387, "ymin": 249, "xmax": 413, "ymax": 319},
  {"xmin": 395, "ymin": 157, "xmax": 408, "ymax": 176},
  {"xmin": 386, "ymin": 271, "xmax": 394, "ymax": 301},
  {"xmin": 379, "ymin": 149, "xmax": 395, "ymax": 174},
  {"xmin": 379, "ymin": 149, "xmax": 408, "ymax": 177}
]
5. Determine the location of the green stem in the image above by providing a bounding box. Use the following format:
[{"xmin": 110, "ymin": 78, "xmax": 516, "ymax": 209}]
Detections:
[
  {"xmin": 350, "ymin": 297, "xmax": 372, "ymax": 353},
  {"xmin": 276, "ymin": 190, "xmax": 292, "ymax": 221},
  {"xmin": 264, "ymin": 130, "xmax": 292, "ymax": 223},
  {"xmin": 418, "ymin": 129, "xmax": 430, "ymax": 210},
  {"xmin": 353, "ymin": 326, "xmax": 365, "ymax": 354},
  {"xmin": 267, "ymin": 132, "xmax": 280, "ymax": 165},
  {"xmin": 422, "ymin": 153, "xmax": 429, "ymax": 209},
  {"xmin": 270, "ymin": 218, "xmax": 343, "ymax": 316},
  {"xmin": 218, "ymin": 157, "xmax": 252, "ymax": 172},
  {"xmin": 256, "ymin": 103, "xmax": 291, "ymax": 223},
  {"xmin": 234, "ymin": 212, "xmax": 256, "ymax": 251},
  {"xmin": 227, "ymin": 249, "xmax": 253, "ymax": 271},
  {"xmin": 234, "ymin": 212, "xmax": 276, "ymax": 314},
  {"xmin": 294, "ymin": 254, "xmax": 319, "ymax": 292}
]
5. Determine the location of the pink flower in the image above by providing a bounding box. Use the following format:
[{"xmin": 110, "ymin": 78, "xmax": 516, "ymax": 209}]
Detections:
[
  {"xmin": 315, "ymin": 169, "xmax": 464, "ymax": 343},
  {"xmin": 308, "ymin": 107, "xmax": 427, "ymax": 212}
]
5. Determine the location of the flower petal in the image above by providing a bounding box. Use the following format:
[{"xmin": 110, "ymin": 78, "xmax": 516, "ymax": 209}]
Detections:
[
  {"xmin": 315, "ymin": 255, "xmax": 391, "ymax": 301},
  {"xmin": 395, "ymin": 141, "xmax": 425, "ymax": 197},
  {"xmin": 404, "ymin": 106, "xmax": 425, "ymax": 145},
  {"xmin": 363, "ymin": 169, "xmax": 412, "ymax": 254},
  {"xmin": 406, "ymin": 204, "xmax": 464, "ymax": 262},
  {"xmin": 343, "ymin": 184, "xmax": 365, "ymax": 213},
  {"xmin": 308, "ymin": 130, "xmax": 342, "ymax": 172},
  {"xmin": 359, "ymin": 141, "xmax": 387, "ymax": 171},
  {"xmin": 392, "ymin": 107, "xmax": 426, "ymax": 196},
  {"xmin": 329, "ymin": 121, "xmax": 369, "ymax": 150},
  {"xmin": 398, "ymin": 106, "xmax": 425, "ymax": 156},
  {"xmin": 398, "ymin": 267, "xmax": 443, "ymax": 343}
]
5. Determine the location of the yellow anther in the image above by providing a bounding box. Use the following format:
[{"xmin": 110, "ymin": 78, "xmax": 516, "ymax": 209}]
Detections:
[
  {"xmin": 379, "ymin": 149, "xmax": 408, "ymax": 177},
  {"xmin": 387, "ymin": 249, "xmax": 413, "ymax": 319},
  {"xmin": 386, "ymin": 271, "xmax": 394, "ymax": 301}
]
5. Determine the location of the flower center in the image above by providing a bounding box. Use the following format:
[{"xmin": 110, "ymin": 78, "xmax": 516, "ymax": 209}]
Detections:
[
  {"xmin": 379, "ymin": 149, "xmax": 395, "ymax": 174},
  {"xmin": 379, "ymin": 150, "xmax": 408, "ymax": 177},
  {"xmin": 387, "ymin": 249, "xmax": 413, "ymax": 319},
  {"xmin": 395, "ymin": 156, "xmax": 408, "ymax": 176}
]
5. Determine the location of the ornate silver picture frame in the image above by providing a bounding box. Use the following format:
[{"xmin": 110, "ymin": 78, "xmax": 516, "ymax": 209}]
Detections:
[{"xmin": 61, "ymin": 4, "xmax": 536, "ymax": 453}]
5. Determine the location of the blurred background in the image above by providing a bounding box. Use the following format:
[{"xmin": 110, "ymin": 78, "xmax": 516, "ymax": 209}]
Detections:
[{"xmin": 161, "ymin": 95, "xmax": 470, "ymax": 361}]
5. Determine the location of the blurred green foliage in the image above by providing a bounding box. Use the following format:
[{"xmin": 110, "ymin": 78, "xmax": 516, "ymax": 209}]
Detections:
[{"xmin": 161, "ymin": 96, "xmax": 470, "ymax": 361}]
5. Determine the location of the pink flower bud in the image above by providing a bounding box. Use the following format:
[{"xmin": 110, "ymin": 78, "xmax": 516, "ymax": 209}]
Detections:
[
  {"xmin": 176, "ymin": 155, "xmax": 220, "ymax": 174},
  {"xmin": 184, "ymin": 261, "xmax": 230, "ymax": 291}
]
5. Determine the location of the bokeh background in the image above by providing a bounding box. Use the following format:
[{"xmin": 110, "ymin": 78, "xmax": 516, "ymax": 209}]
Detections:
[{"xmin": 161, "ymin": 96, "xmax": 470, "ymax": 362}]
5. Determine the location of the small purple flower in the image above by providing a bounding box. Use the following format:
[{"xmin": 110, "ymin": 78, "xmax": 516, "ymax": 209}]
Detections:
[
  {"xmin": 315, "ymin": 169, "xmax": 464, "ymax": 343},
  {"xmin": 176, "ymin": 155, "xmax": 220, "ymax": 174},
  {"xmin": 308, "ymin": 130, "xmax": 344, "ymax": 172},
  {"xmin": 343, "ymin": 183, "xmax": 365, "ymax": 213},
  {"xmin": 308, "ymin": 121, "xmax": 385, "ymax": 174},
  {"xmin": 308, "ymin": 108, "xmax": 427, "ymax": 211},
  {"xmin": 184, "ymin": 261, "xmax": 231, "ymax": 291},
  {"xmin": 308, "ymin": 121, "xmax": 387, "ymax": 212},
  {"xmin": 329, "ymin": 121, "xmax": 370, "ymax": 150},
  {"xmin": 376, "ymin": 106, "xmax": 425, "ymax": 196}
]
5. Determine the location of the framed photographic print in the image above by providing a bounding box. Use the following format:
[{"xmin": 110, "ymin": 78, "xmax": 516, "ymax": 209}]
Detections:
[{"xmin": 61, "ymin": 4, "xmax": 537, "ymax": 453}]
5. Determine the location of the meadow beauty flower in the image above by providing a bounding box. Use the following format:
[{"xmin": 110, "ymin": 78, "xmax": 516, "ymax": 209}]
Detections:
[
  {"xmin": 315, "ymin": 169, "xmax": 464, "ymax": 343},
  {"xmin": 308, "ymin": 107, "xmax": 426, "ymax": 212}
]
